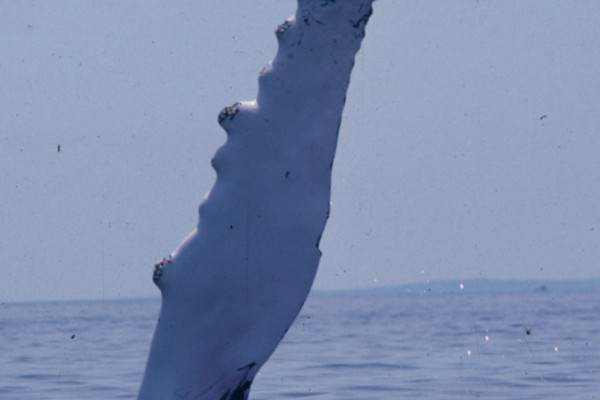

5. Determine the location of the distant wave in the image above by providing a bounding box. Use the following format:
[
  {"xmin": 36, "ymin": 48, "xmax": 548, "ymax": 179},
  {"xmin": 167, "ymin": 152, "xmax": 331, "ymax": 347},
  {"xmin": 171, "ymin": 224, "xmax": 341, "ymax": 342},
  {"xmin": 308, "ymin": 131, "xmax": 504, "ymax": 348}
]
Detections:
[{"xmin": 314, "ymin": 278, "xmax": 600, "ymax": 295}]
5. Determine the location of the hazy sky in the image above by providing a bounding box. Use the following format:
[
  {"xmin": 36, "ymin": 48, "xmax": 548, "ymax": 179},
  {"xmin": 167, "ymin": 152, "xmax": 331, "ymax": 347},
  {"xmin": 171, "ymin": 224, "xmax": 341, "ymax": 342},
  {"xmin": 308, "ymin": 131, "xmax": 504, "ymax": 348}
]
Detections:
[{"xmin": 2, "ymin": 1, "xmax": 599, "ymax": 302}]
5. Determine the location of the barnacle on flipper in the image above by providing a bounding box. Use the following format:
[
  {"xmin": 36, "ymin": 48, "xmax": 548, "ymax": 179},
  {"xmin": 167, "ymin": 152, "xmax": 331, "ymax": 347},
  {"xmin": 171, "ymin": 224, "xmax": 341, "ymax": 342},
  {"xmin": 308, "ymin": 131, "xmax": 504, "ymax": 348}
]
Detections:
[
  {"xmin": 152, "ymin": 255, "xmax": 173, "ymax": 285},
  {"xmin": 218, "ymin": 102, "xmax": 240, "ymax": 125}
]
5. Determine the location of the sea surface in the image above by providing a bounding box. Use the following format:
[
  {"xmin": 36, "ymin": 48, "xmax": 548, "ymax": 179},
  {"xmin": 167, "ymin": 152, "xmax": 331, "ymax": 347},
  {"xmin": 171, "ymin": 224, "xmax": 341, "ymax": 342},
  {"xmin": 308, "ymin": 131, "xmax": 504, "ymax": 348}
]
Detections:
[{"xmin": 1, "ymin": 289, "xmax": 598, "ymax": 399}]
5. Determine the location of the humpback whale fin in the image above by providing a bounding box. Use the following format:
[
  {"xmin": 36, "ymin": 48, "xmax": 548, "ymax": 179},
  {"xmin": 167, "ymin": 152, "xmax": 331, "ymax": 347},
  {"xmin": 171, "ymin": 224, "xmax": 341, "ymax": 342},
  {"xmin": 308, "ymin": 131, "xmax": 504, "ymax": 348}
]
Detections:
[{"xmin": 137, "ymin": 1, "xmax": 373, "ymax": 399}]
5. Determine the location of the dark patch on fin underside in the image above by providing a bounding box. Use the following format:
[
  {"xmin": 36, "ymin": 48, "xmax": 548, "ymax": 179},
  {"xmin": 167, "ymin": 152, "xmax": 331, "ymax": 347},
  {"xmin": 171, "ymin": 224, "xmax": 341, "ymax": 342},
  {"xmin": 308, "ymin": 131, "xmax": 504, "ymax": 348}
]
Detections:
[
  {"xmin": 319, "ymin": 0, "xmax": 337, "ymax": 6},
  {"xmin": 350, "ymin": 8, "xmax": 373, "ymax": 29},
  {"xmin": 219, "ymin": 362, "xmax": 256, "ymax": 400},
  {"xmin": 350, "ymin": 7, "xmax": 373, "ymax": 38},
  {"xmin": 228, "ymin": 379, "xmax": 252, "ymax": 400},
  {"xmin": 237, "ymin": 362, "xmax": 257, "ymax": 371}
]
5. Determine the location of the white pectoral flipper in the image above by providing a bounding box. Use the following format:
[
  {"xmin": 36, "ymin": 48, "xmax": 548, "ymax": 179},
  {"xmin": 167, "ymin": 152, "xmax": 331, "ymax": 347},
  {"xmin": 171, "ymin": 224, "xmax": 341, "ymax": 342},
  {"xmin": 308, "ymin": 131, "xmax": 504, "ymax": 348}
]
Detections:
[{"xmin": 137, "ymin": 1, "xmax": 373, "ymax": 399}]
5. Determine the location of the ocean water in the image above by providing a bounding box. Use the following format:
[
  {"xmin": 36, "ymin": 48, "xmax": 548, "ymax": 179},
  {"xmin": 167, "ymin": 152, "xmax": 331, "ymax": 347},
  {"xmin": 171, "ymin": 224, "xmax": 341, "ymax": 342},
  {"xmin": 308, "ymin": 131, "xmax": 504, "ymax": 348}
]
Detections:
[{"xmin": 1, "ymin": 290, "xmax": 598, "ymax": 399}]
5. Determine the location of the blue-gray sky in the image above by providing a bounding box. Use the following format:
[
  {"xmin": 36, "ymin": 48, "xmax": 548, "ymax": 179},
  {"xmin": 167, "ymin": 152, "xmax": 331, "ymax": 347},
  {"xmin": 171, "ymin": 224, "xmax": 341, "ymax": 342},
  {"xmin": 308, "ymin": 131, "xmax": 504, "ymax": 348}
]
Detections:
[{"xmin": 2, "ymin": 1, "xmax": 599, "ymax": 302}]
